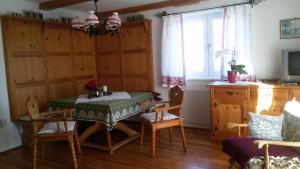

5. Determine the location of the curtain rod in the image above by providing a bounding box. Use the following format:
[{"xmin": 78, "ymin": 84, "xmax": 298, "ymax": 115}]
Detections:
[{"xmin": 156, "ymin": 0, "xmax": 252, "ymax": 17}]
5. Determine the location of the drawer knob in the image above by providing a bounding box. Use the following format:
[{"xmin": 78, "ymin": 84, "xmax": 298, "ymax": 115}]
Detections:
[{"xmin": 227, "ymin": 91, "xmax": 234, "ymax": 96}]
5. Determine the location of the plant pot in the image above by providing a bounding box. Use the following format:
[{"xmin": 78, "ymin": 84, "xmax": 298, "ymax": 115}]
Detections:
[{"xmin": 227, "ymin": 71, "xmax": 237, "ymax": 83}]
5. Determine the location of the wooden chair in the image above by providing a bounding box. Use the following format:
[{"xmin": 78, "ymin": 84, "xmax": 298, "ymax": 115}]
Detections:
[
  {"xmin": 26, "ymin": 96, "xmax": 81, "ymax": 169},
  {"xmin": 225, "ymin": 123, "xmax": 300, "ymax": 169},
  {"xmin": 139, "ymin": 85, "xmax": 187, "ymax": 157}
]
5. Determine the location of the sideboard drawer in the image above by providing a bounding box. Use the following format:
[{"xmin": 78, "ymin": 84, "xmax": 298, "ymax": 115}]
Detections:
[{"xmin": 214, "ymin": 88, "xmax": 248, "ymax": 99}]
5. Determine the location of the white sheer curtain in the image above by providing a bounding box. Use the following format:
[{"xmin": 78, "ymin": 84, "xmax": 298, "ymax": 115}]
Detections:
[
  {"xmin": 221, "ymin": 5, "xmax": 255, "ymax": 81},
  {"xmin": 161, "ymin": 14, "xmax": 185, "ymax": 87}
]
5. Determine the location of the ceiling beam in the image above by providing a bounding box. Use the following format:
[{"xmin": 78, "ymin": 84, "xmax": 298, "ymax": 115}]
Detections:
[
  {"xmin": 98, "ymin": 0, "xmax": 201, "ymax": 17},
  {"xmin": 39, "ymin": 0, "xmax": 91, "ymax": 11}
]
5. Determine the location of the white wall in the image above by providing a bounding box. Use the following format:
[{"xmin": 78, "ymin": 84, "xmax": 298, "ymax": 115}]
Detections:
[
  {"xmin": 121, "ymin": 0, "xmax": 300, "ymax": 129},
  {"xmin": 252, "ymin": 0, "xmax": 300, "ymax": 79},
  {"xmin": 0, "ymin": 0, "xmax": 85, "ymax": 153}
]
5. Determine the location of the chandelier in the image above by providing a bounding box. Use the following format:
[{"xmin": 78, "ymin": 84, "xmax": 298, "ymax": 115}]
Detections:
[{"xmin": 71, "ymin": 0, "xmax": 121, "ymax": 37}]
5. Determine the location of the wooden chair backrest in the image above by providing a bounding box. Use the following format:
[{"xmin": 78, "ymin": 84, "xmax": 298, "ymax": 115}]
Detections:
[
  {"xmin": 26, "ymin": 96, "xmax": 40, "ymax": 120},
  {"xmin": 168, "ymin": 86, "xmax": 184, "ymax": 116},
  {"xmin": 26, "ymin": 96, "xmax": 71, "ymax": 134}
]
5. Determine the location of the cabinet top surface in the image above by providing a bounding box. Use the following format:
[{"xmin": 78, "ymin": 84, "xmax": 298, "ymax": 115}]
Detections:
[{"xmin": 207, "ymin": 81, "xmax": 300, "ymax": 89}]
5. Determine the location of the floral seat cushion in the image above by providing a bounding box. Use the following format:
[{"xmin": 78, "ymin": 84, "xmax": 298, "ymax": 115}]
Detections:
[
  {"xmin": 38, "ymin": 121, "xmax": 76, "ymax": 135},
  {"xmin": 222, "ymin": 137, "xmax": 299, "ymax": 168},
  {"xmin": 140, "ymin": 112, "xmax": 178, "ymax": 123},
  {"xmin": 245, "ymin": 156, "xmax": 300, "ymax": 169}
]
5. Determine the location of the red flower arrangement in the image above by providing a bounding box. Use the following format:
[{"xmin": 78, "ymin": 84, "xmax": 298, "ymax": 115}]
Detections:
[{"xmin": 84, "ymin": 79, "xmax": 98, "ymax": 91}]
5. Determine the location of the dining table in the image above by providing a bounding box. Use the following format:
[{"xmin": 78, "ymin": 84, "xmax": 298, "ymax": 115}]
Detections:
[{"xmin": 48, "ymin": 92, "xmax": 153, "ymax": 154}]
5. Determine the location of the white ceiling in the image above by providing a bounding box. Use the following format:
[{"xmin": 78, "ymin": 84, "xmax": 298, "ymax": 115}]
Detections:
[{"xmin": 24, "ymin": 0, "xmax": 166, "ymax": 12}]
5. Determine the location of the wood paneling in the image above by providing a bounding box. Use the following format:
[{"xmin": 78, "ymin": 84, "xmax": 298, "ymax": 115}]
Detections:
[
  {"xmin": 7, "ymin": 20, "xmax": 42, "ymax": 53},
  {"xmin": 98, "ymin": 54, "xmax": 122, "ymax": 75},
  {"xmin": 46, "ymin": 55, "xmax": 73, "ymax": 80},
  {"xmin": 124, "ymin": 78, "xmax": 149, "ymax": 91},
  {"xmin": 2, "ymin": 16, "xmax": 96, "ymax": 121},
  {"xmin": 121, "ymin": 26, "xmax": 147, "ymax": 50},
  {"xmin": 96, "ymin": 34, "xmax": 120, "ymax": 52},
  {"xmin": 44, "ymin": 25, "xmax": 71, "ymax": 52},
  {"xmin": 2, "ymin": 16, "xmax": 152, "ymax": 122},
  {"xmin": 10, "ymin": 55, "xmax": 45, "ymax": 85},
  {"xmin": 72, "ymin": 30, "xmax": 94, "ymax": 53},
  {"xmin": 73, "ymin": 55, "xmax": 96, "ymax": 77},
  {"xmin": 48, "ymin": 81, "xmax": 74, "ymax": 100},
  {"xmin": 96, "ymin": 20, "xmax": 153, "ymax": 92},
  {"xmin": 123, "ymin": 53, "xmax": 148, "ymax": 75},
  {"xmin": 98, "ymin": 54, "xmax": 121, "ymax": 75}
]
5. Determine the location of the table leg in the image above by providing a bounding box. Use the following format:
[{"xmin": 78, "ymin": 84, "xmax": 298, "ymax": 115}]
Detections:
[
  {"xmin": 106, "ymin": 130, "xmax": 113, "ymax": 154},
  {"xmin": 78, "ymin": 122, "xmax": 105, "ymax": 143},
  {"xmin": 113, "ymin": 122, "xmax": 138, "ymax": 137},
  {"xmin": 78, "ymin": 121, "xmax": 139, "ymax": 154}
]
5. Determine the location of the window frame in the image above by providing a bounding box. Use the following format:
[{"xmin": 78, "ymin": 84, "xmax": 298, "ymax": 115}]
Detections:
[{"xmin": 182, "ymin": 10, "xmax": 224, "ymax": 80}]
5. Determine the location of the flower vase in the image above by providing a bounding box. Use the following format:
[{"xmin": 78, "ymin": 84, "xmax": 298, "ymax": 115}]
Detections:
[
  {"xmin": 227, "ymin": 71, "xmax": 237, "ymax": 83},
  {"xmin": 88, "ymin": 90, "xmax": 99, "ymax": 98}
]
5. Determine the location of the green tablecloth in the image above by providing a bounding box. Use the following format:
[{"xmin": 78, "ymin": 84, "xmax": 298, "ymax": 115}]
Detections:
[{"xmin": 49, "ymin": 92, "xmax": 153, "ymax": 128}]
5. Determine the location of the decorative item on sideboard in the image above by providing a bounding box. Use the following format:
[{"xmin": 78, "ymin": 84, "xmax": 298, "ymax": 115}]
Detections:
[
  {"xmin": 227, "ymin": 49, "xmax": 247, "ymax": 83},
  {"xmin": 217, "ymin": 49, "xmax": 247, "ymax": 83}
]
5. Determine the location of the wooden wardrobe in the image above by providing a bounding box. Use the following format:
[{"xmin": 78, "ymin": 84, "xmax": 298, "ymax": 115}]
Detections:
[
  {"xmin": 96, "ymin": 19, "xmax": 154, "ymax": 92},
  {"xmin": 1, "ymin": 16, "xmax": 153, "ymax": 122},
  {"xmin": 1, "ymin": 16, "xmax": 97, "ymax": 121}
]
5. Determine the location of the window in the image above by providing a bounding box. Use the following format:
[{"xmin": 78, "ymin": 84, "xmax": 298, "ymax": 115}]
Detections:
[{"xmin": 182, "ymin": 10, "xmax": 224, "ymax": 79}]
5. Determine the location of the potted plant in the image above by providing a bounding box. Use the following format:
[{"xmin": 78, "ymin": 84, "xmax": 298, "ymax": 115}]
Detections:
[{"xmin": 227, "ymin": 50, "xmax": 247, "ymax": 83}]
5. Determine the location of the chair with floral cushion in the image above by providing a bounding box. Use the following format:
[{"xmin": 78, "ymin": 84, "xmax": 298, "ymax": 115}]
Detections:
[
  {"xmin": 26, "ymin": 96, "xmax": 81, "ymax": 169},
  {"xmin": 222, "ymin": 100, "xmax": 300, "ymax": 169},
  {"xmin": 139, "ymin": 85, "xmax": 187, "ymax": 157}
]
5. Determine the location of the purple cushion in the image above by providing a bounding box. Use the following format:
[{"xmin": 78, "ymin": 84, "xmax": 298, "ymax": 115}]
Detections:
[{"xmin": 222, "ymin": 137, "xmax": 299, "ymax": 167}]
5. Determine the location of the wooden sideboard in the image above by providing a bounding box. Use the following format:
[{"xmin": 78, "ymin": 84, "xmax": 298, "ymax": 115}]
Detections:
[{"xmin": 208, "ymin": 81, "xmax": 300, "ymax": 141}]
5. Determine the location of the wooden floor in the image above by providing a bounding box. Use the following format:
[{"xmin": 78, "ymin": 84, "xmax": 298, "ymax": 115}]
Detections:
[{"xmin": 0, "ymin": 127, "xmax": 230, "ymax": 169}]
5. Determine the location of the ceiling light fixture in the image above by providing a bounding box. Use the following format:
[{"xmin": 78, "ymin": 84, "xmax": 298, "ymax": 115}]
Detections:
[
  {"xmin": 72, "ymin": 0, "xmax": 121, "ymax": 37},
  {"xmin": 250, "ymin": 0, "xmax": 267, "ymax": 6}
]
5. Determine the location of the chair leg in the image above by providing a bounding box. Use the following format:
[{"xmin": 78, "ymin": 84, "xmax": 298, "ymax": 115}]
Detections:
[
  {"xmin": 228, "ymin": 159, "xmax": 234, "ymax": 169},
  {"xmin": 68, "ymin": 136, "xmax": 78, "ymax": 169},
  {"xmin": 179, "ymin": 123, "xmax": 187, "ymax": 152},
  {"xmin": 33, "ymin": 136, "xmax": 37, "ymax": 169},
  {"xmin": 74, "ymin": 130, "xmax": 81, "ymax": 154},
  {"xmin": 168, "ymin": 128, "xmax": 172, "ymax": 142},
  {"xmin": 140, "ymin": 122, "xmax": 144, "ymax": 145},
  {"xmin": 152, "ymin": 128, "xmax": 156, "ymax": 158},
  {"xmin": 40, "ymin": 143, "xmax": 44, "ymax": 159}
]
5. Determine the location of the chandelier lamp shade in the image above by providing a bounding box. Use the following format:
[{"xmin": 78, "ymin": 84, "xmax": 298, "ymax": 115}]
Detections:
[
  {"xmin": 84, "ymin": 11, "xmax": 100, "ymax": 27},
  {"xmin": 71, "ymin": 0, "xmax": 122, "ymax": 36}
]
